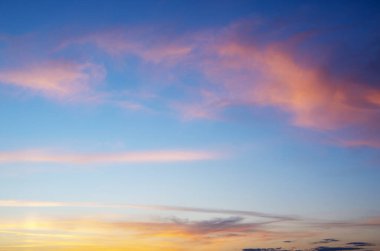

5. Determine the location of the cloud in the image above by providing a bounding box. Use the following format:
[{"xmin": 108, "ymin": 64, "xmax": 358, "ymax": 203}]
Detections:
[
  {"xmin": 168, "ymin": 21, "xmax": 380, "ymax": 147},
  {"xmin": 0, "ymin": 200, "xmax": 295, "ymax": 221},
  {"xmin": 313, "ymin": 247, "xmax": 362, "ymax": 251},
  {"xmin": 242, "ymin": 249, "xmax": 289, "ymax": 251},
  {"xmin": 145, "ymin": 204, "xmax": 297, "ymax": 221},
  {"xmin": 2, "ymin": 20, "xmax": 380, "ymax": 147},
  {"xmin": 0, "ymin": 149, "xmax": 219, "ymax": 164},
  {"xmin": 0, "ymin": 202, "xmax": 377, "ymax": 250},
  {"xmin": 0, "ymin": 61, "xmax": 105, "ymax": 100},
  {"xmin": 346, "ymin": 242, "xmax": 375, "ymax": 247},
  {"xmin": 63, "ymin": 22, "xmax": 380, "ymax": 147},
  {"xmin": 337, "ymin": 139, "xmax": 380, "ymax": 149},
  {"xmin": 0, "ymin": 216, "xmax": 304, "ymax": 250},
  {"xmin": 312, "ymin": 218, "xmax": 380, "ymax": 229},
  {"xmin": 60, "ymin": 27, "xmax": 193, "ymax": 64},
  {"xmin": 242, "ymin": 247, "xmax": 363, "ymax": 251},
  {"xmin": 188, "ymin": 23, "xmax": 380, "ymax": 132},
  {"xmin": 109, "ymin": 216, "xmax": 268, "ymax": 239},
  {"xmin": 313, "ymin": 239, "xmax": 340, "ymax": 244}
]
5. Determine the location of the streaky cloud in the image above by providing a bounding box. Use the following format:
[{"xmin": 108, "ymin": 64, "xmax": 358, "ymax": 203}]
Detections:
[
  {"xmin": 310, "ymin": 217, "xmax": 380, "ymax": 229},
  {"xmin": 346, "ymin": 242, "xmax": 375, "ymax": 247},
  {"xmin": 0, "ymin": 61, "xmax": 105, "ymax": 100},
  {"xmin": 0, "ymin": 215, "xmax": 310, "ymax": 250},
  {"xmin": 313, "ymin": 239, "xmax": 340, "ymax": 244},
  {"xmin": 0, "ymin": 149, "xmax": 219, "ymax": 164},
  {"xmin": 0, "ymin": 200, "xmax": 295, "ymax": 221},
  {"xmin": 313, "ymin": 247, "xmax": 362, "ymax": 251},
  {"xmin": 2, "ymin": 19, "xmax": 380, "ymax": 147}
]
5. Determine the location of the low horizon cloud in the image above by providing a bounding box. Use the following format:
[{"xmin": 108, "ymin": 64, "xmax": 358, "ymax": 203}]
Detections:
[{"xmin": 0, "ymin": 199, "xmax": 295, "ymax": 221}]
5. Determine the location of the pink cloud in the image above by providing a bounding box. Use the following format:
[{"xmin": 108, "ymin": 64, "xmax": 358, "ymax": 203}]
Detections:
[
  {"xmin": 0, "ymin": 149, "xmax": 219, "ymax": 164},
  {"xmin": 173, "ymin": 89, "xmax": 231, "ymax": 120},
  {"xmin": 87, "ymin": 25, "xmax": 380, "ymax": 147},
  {"xmin": 145, "ymin": 21, "xmax": 380, "ymax": 147},
  {"xmin": 61, "ymin": 28, "xmax": 193, "ymax": 64},
  {"xmin": 0, "ymin": 61, "xmax": 105, "ymax": 100},
  {"xmin": 338, "ymin": 139, "xmax": 380, "ymax": 148},
  {"xmin": 196, "ymin": 38, "xmax": 380, "ymax": 131},
  {"xmin": 3, "ymin": 23, "xmax": 380, "ymax": 147}
]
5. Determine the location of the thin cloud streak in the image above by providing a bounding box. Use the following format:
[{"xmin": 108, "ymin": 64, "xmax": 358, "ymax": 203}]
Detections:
[
  {"xmin": 338, "ymin": 139, "xmax": 380, "ymax": 149},
  {"xmin": 0, "ymin": 149, "xmax": 219, "ymax": 164},
  {"xmin": 0, "ymin": 200, "xmax": 295, "ymax": 221},
  {"xmin": 59, "ymin": 27, "xmax": 193, "ymax": 64},
  {"xmin": 105, "ymin": 216, "xmax": 270, "ymax": 238}
]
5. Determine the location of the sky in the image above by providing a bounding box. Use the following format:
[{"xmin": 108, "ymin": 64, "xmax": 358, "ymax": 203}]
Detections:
[{"xmin": 0, "ymin": 0, "xmax": 380, "ymax": 250}]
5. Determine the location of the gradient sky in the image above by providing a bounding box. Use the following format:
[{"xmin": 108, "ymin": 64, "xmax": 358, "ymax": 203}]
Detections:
[{"xmin": 0, "ymin": 0, "xmax": 380, "ymax": 250}]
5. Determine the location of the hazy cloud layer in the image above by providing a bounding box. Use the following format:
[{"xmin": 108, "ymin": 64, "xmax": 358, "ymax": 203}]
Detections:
[
  {"xmin": 0, "ymin": 215, "xmax": 310, "ymax": 250},
  {"xmin": 0, "ymin": 200, "xmax": 378, "ymax": 250}
]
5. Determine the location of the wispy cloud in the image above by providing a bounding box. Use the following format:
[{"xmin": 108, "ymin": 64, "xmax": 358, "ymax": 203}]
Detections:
[
  {"xmin": 0, "ymin": 61, "xmax": 105, "ymax": 100},
  {"xmin": 107, "ymin": 216, "xmax": 270, "ymax": 239},
  {"xmin": 346, "ymin": 242, "xmax": 375, "ymax": 247},
  {"xmin": 0, "ymin": 149, "xmax": 219, "ymax": 164},
  {"xmin": 60, "ymin": 22, "xmax": 380, "ymax": 147},
  {"xmin": 313, "ymin": 239, "xmax": 340, "ymax": 244},
  {"xmin": 310, "ymin": 217, "xmax": 380, "ymax": 229},
  {"xmin": 2, "ymin": 20, "xmax": 380, "ymax": 147},
  {"xmin": 175, "ymin": 22, "xmax": 380, "ymax": 134},
  {"xmin": 59, "ymin": 27, "xmax": 193, "ymax": 64},
  {"xmin": 0, "ymin": 215, "xmax": 312, "ymax": 250},
  {"xmin": 313, "ymin": 247, "xmax": 362, "ymax": 251},
  {"xmin": 337, "ymin": 139, "xmax": 380, "ymax": 149},
  {"xmin": 172, "ymin": 22, "xmax": 380, "ymax": 147},
  {"xmin": 0, "ymin": 200, "xmax": 294, "ymax": 221},
  {"xmin": 0, "ymin": 201, "xmax": 378, "ymax": 250}
]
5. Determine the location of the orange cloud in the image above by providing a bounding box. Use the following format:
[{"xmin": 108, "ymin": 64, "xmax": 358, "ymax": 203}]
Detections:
[
  {"xmin": 0, "ymin": 61, "xmax": 105, "ymax": 100},
  {"xmin": 0, "ymin": 216, "xmax": 306, "ymax": 251},
  {"xmin": 0, "ymin": 207, "xmax": 377, "ymax": 250},
  {"xmin": 0, "ymin": 149, "xmax": 219, "ymax": 164}
]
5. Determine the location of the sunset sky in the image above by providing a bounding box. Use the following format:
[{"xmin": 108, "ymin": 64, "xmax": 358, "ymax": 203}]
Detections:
[{"xmin": 0, "ymin": 0, "xmax": 380, "ymax": 250}]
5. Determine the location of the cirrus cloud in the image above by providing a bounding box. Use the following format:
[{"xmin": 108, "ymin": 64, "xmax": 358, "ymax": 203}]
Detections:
[
  {"xmin": 0, "ymin": 149, "xmax": 219, "ymax": 164},
  {"xmin": 2, "ymin": 19, "xmax": 380, "ymax": 148},
  {"xmin": 0, "ymin": 61, "xmax": 105, "ymax": 100}
]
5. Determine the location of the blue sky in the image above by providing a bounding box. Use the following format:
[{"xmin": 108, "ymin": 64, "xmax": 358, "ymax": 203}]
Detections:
[{"xmin": 0, "ymin": 1, "xmax": 380, "ymax": 250}]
